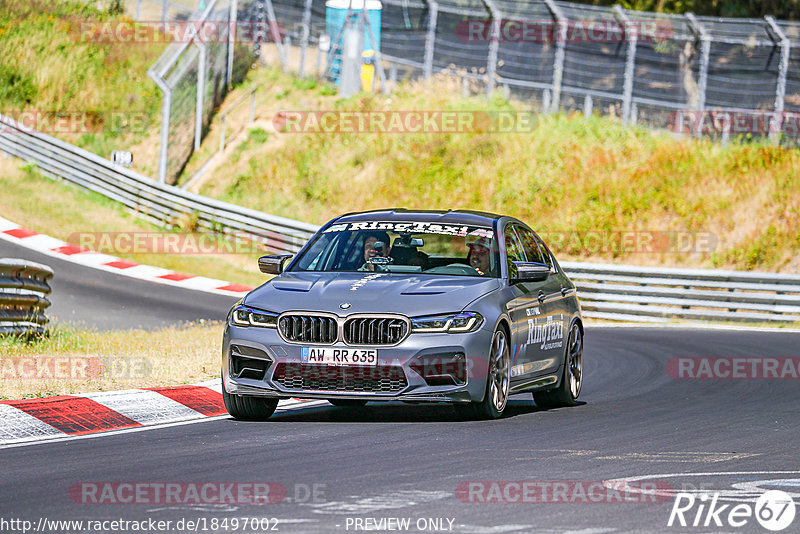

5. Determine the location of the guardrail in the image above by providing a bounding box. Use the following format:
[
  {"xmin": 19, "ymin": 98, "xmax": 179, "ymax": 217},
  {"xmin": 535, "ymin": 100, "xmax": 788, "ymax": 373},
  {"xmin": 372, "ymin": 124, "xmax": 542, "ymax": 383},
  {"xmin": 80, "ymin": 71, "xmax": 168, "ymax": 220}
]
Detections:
[
  {"xmin": 561, "ymin": 262, "xmax": 800, "ymax": 324},
  {"xmin": 0, "ymin": 259, "xmax": 54, "ymax": 336},
  {"xmin": 0, "ymin": 113, "xmax": 318, "ymax": 255}
]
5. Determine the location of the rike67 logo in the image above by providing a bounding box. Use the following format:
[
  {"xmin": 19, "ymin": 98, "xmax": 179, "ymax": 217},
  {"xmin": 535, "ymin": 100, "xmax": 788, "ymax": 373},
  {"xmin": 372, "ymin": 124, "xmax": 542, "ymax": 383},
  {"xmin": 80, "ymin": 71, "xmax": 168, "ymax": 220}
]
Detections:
[{"xmin": 669, "ymin": 490, "xmax": 796, "ymax": 531}]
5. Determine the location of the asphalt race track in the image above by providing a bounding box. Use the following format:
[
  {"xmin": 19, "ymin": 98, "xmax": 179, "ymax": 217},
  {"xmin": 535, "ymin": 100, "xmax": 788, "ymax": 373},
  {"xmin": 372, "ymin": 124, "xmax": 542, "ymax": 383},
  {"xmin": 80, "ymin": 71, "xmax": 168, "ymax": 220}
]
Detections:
[
  {"xmin": 0, "ymin": 238, "xmax": 239, "ymax": 330},
  {"xmin": 2, "ymin": 325, "xmax": 799, "ymax": 532}
]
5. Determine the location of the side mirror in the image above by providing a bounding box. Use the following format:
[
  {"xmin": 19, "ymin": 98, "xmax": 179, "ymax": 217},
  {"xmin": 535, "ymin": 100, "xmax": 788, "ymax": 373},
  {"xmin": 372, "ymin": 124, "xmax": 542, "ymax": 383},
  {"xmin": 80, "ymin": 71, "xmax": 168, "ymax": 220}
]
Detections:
[
  {"xmin": 258, "ymin": 254, "xmax": 293, "ymax": 275},
  {"xmin": 512, "ymin": 262, "xmax": 550, "ymax": 283}
]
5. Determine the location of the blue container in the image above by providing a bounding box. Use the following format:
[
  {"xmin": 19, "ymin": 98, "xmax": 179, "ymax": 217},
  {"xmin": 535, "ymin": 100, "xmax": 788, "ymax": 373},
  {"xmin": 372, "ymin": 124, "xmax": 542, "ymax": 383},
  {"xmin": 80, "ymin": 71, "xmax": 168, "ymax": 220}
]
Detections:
[{"xmin": 325, "ymin": 0, "xmax": 382, "ymax": 83}]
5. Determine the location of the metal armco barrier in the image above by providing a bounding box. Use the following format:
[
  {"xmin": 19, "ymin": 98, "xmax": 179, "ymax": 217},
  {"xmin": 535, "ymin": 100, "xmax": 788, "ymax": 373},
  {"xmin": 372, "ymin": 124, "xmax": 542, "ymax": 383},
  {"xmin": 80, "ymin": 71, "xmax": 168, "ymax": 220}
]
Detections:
[
  {"xmin": 561, "ymin": 262, "xmax": 800, "ymax": 324},
  {"xmin": 0, "ymin": 259, "xmax": 54, "ymax": 335},
  {"xmin": 0, "ymin": 114, "xmax": 319, "ymax": 255}
]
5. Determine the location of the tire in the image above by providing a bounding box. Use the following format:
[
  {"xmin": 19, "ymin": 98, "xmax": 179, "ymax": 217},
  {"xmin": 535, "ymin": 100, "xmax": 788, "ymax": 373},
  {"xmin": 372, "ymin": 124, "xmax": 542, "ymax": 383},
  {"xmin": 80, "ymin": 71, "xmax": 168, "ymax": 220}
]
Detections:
[
  {"xmin": 533, "ymin": 321, "xmax": 583, "ymax": 408},
  {"xmin": 328, "ymin": 399, "xmax": 368, "ymax": 407},
  {"xmin": 457, "ymin": 326, "xmax": 510, "ymax": 420},
  {"xmin": 223, "ymin": 387, "xmax": 279, "ymax": 421}
]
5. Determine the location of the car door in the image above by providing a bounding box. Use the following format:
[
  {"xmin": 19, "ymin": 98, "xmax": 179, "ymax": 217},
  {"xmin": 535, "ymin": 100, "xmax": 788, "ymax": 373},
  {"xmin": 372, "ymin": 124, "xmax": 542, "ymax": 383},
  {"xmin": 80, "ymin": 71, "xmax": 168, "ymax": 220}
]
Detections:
[
  {"xmin": 503, "ymin": 223, "xmax": 550, "ymax": 382},
  {"xmin": 515, "ymin": 226, "xmax": 564, "ymax": 376}
]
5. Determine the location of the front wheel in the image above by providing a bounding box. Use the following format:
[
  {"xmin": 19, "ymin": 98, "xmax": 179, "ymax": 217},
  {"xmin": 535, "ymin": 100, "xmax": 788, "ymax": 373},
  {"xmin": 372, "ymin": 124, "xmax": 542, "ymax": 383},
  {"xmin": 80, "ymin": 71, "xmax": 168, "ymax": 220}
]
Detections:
[
  {"xmin": 457, "ymin": 327, "xmax": 510, "ymax": 420},
  {"xmin": 223, "ymin": 388, "xmax": 279, "ymax": 420},
  {"xmin": 533, "ymin": 322, "xmax": 582, "ymax": 408}
]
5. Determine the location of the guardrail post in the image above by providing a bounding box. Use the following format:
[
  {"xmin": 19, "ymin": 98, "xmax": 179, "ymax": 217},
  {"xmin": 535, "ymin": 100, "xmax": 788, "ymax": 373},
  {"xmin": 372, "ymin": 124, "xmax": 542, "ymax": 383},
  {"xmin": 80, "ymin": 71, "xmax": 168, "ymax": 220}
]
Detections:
[
  {"xmin": 298, "ymin": 0, "xmax": 313, "ymax": 77},
  {"xmin": 583, "ymin": 94, "xmax": 592, "ymax": 117},
  {"xmin": 765, "ymin": 16, "xmax": 790, "ymax": 145},
  {"xmin": 423, "ymin": 0, "xmax": 438, "ymax": 80},
  {"xmin": 480, "ymin": 0, "xmax": 502, "ymax": 97},
  {"xmin": 686, "ymin": 13, "xmax": 710, "ymax": 137},
  {"xmin": 543, "ymin": 0, "xmax": 566, "ymax": 112},
  {"xmin": 614, "ymin": 5, "xmax": 638, "ymax": 125}
]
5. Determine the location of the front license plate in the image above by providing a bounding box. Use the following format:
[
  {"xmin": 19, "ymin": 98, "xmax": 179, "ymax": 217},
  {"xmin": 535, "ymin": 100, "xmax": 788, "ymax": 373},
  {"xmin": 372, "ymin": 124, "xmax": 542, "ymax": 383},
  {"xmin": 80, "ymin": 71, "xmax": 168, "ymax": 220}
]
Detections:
[{"xmin": 301, "ymin": 347, "xmax": 378, "ymax": 366}]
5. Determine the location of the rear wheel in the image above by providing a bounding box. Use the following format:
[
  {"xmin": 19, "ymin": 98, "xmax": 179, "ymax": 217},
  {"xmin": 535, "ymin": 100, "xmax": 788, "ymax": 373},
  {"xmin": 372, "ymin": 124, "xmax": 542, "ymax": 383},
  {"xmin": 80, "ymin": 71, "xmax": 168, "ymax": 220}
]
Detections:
[
  {"xmin": 328, "ymin": 399, "xmax": 368, "ymax": 407},
  {"xmin": 222, "ymin": 387, "xmax": 279, "ymax": 421},
  {"xmin": 457, "ymin": 327, "xmax": 510, "ymax": 420},
  {"xmin": 533, "ymin": 322, "xmax": 582, "ymax": 408}
]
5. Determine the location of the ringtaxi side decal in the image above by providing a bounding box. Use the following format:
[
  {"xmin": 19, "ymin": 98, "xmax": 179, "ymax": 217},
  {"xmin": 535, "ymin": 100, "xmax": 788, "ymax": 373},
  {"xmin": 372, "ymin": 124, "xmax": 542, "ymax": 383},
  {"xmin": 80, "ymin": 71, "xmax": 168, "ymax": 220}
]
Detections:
[{"xmin": 324, "ymin": 221, "xmax": 494, "ymax": 238}]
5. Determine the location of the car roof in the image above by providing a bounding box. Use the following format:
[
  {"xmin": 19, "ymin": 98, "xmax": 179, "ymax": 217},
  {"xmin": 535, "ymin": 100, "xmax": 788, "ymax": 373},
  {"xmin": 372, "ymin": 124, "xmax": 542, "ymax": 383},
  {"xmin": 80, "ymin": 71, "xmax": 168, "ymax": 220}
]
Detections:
[{"xmin": 333, "ymin": 208, "xmax": 508, "ymax": 227}]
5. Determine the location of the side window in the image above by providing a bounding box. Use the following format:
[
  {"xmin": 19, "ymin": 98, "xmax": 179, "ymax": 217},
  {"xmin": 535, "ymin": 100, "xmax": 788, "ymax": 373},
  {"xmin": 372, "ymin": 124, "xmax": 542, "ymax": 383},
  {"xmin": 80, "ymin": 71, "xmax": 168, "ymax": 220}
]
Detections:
[
  {"xmin": 516, "ymin": 227, "xmax": 546, "ymax": 265},
  {"xmin": 533, "ymin": 233, "xmax": 557, "ymax": 273},
  {"xmin": 504, "ymin": 225, "xmax": 526, "ymax": 278}
]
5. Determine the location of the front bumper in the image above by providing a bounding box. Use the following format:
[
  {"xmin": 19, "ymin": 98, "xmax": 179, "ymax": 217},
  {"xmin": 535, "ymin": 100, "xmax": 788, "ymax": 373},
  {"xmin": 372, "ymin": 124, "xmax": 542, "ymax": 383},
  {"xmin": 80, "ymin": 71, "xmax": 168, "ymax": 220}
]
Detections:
[{"xmin": 222, "ymin": 322, "xmax": 494, "ymax": 404}]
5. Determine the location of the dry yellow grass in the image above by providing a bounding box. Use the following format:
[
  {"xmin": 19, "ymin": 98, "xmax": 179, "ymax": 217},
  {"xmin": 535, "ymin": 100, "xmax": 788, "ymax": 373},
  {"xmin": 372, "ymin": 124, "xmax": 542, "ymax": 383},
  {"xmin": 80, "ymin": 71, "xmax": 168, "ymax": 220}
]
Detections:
[
  {"xmin": 0, "ymin": 322, "xmax": 223, "ymax": 400},
  {"xmin": 186, "ymin": 68, "xmax": 800, "ymax": 273}
]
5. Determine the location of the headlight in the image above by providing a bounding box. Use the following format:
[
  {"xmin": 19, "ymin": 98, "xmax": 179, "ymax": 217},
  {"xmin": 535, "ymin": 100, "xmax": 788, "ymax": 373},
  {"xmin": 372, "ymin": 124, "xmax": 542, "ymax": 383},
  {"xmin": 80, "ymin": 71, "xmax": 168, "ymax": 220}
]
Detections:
[
  {"xmin": 230, "ymin": 305, "xmax": 278, "ymax": 328},
  {"xmin": 411, "ymin": 312, "xmax": 483, "ymax": 333}
]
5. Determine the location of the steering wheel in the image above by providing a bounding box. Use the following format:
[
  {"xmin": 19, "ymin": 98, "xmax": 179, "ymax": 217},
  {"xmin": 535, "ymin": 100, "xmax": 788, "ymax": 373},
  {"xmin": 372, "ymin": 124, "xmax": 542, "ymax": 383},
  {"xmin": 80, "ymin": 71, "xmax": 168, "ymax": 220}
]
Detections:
[{"xmin": 424, "ymin": 263, "xmax": 482, "ymax": 276}]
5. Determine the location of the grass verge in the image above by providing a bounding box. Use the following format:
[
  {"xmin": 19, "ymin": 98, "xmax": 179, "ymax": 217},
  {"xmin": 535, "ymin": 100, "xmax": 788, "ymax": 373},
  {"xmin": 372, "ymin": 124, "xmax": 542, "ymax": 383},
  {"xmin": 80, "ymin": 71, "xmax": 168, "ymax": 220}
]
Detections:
[
  {"xmin": 0, "ymin": 0, "xmax": 166, "ymax": 155},
  {"xmin": 0, "ymin": 322, "xmax": 222, "ymax": 400}
]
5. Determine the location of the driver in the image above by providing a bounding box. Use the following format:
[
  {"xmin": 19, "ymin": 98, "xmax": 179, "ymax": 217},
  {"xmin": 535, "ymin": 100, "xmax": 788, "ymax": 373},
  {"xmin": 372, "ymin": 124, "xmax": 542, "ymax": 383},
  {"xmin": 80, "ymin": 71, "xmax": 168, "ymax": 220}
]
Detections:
[
  {"xmin": 468, "ymin": 237, "xmax": 493, "ymax": 276},
  {"xmin": 359, "ymin": 231, "xmax": 391, "ymax": 272}
]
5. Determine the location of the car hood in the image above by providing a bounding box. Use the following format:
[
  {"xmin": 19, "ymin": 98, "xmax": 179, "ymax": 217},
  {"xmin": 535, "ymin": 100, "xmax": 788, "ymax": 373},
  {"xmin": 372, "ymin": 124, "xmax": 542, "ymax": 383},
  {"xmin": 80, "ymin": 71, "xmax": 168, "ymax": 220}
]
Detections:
[{"xmin": 243, "ymin": 272, "xmax": 501, "ymax": 316}]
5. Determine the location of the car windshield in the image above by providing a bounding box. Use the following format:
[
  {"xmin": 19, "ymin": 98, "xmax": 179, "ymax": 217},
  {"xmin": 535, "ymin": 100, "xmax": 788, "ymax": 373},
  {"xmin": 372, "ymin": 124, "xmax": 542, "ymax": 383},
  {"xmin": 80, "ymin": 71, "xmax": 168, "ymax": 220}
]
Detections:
[{"xmin": 290, "ymin": 221, "xmax": 500, "ymax": 277}]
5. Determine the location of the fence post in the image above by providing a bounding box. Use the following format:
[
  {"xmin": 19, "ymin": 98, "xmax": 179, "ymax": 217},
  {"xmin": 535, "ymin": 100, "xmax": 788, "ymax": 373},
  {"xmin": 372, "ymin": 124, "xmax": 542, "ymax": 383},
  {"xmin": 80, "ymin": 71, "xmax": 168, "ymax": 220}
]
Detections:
[
  {"xmin": 543, "ymin": 0, "xmax": 566, "ymax": 112},
  {"xmin": 162, "ymin": 0, "xmax": 168, "ymax": 22},
  {"xmin": 614, "ymin": 5, "xmax": 638, "ymax": 125},
  {"xmin": 298, "ymin": 0, "xmax": 313, "ymax": 77},
  {"xmin": 136, "ymin": 0, "xmax": 142, "ymax": 20},
  {"xmin": 765, "ymin": 16, "xmax": 790, "ymax": 145},
  {"xmin": 686, "ymin": 13, "xmax": 710, "ymax": 137},
  {"xmin": 226, "ymin": 0, "xmax": 238, "ymax": 88},
  {"xmin": 481, "ymin": 0, "xmax": 502, "ymax": 97},
  {"xmin": 195, "ymin": 42, "xmax": 207, "ymax": 151},
  {"xmin": 264, "ymin": 0, "xmax": 287, "ymax": 71},
  {"xmin": 583, "ymin": 94, "xmax": 592, "ymax": 117},
  {"xmin": 156, "ymin": 84, "xmax": 171, "ymax": 184},
  {"xmin": 423, "ymin": 0, "xmax": 438, "ymax": 80}
]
